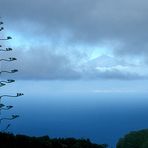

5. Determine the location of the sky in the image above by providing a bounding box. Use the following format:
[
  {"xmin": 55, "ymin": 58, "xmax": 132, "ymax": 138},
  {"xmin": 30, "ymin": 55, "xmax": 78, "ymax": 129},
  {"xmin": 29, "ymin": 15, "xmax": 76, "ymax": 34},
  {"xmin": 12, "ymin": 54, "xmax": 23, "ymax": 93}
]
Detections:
[{"xmin": 0, "ymin": 0, "xmax": 148, "ymax": 92}]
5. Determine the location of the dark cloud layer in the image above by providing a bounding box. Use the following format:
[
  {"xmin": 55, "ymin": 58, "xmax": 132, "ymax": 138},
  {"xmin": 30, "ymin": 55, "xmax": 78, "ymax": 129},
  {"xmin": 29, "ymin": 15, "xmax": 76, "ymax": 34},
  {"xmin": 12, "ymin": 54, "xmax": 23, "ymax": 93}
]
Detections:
[
  {"xmin": 0, "ymin": 0, "xmax": 148, "ymax": 80},
  {"xmin": 1, "ymin": 0, "xmax": 148, "ymax": 47},
  {"xmin": 0, "ymin": 47, "xmax": 80, "ymax": 80}
]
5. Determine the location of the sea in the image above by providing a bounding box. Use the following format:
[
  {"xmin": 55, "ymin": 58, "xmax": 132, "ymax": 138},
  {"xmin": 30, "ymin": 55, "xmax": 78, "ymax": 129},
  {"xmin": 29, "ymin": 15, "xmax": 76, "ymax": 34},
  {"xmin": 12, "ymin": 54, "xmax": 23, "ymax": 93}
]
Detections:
[{"xmin": 1, "ymin": 80, "xmax": 148, "ymax": 147}]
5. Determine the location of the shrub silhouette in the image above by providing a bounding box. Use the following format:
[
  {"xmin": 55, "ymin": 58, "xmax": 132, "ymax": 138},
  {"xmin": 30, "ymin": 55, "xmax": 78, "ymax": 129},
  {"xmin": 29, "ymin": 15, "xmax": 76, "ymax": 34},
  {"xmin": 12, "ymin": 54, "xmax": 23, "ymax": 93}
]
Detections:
[
  {"xmin": 0, "ymin": 132, "xmax": 108, "ymax": 148},
  {"xmin": 117, "ymin": 129, "xmax": 148, "ymax": 148}
]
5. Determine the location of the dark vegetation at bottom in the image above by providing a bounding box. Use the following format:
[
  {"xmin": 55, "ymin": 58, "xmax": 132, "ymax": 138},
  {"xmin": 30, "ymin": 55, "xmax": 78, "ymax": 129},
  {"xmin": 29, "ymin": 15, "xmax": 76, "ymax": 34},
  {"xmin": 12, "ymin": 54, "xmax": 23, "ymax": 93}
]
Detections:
[
  {"xmin": 116, "ymin": 129, "xmax": 148, "ymax": 148},
  {"xmin": 0, "ymin": 132, "xmax": 108, "ymax": 148},
  {"xmin": 1, "ymin": 129, "xmax": 148, "ymax": 148}
]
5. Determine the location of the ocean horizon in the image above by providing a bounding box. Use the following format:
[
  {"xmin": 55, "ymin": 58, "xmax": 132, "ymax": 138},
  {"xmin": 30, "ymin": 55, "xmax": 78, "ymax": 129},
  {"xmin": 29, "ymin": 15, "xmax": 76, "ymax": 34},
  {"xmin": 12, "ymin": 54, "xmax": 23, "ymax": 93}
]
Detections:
[{"xmin": 1, "ymin": 81, "xmax": 148, "ymax": 147}]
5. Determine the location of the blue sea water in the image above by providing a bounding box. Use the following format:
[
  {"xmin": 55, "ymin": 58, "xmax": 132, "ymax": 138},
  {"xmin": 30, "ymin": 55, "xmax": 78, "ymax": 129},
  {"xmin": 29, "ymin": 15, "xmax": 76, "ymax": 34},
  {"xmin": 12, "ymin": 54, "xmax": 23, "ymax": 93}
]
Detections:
[{"xmin": 1, "ymin": 81, "xmax": 148, "ymax": 147}]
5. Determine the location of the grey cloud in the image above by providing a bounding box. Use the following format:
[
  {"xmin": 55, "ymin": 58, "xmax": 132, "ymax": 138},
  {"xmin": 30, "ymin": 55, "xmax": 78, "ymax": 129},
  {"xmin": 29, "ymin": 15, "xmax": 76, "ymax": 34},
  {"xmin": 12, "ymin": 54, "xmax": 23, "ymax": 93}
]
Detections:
[
  {"xmin": 1, "ymin": 0, "xmax": 148, "ymax": 46},
  {"xmin": 0, "ymin": 46, "xmax": 144, "ymax": 80},
  {"xmin": 87, "ymin": 69, "xmax": 146, "ymax": 80},
  {"xmin": 81, "ymin": 55, "xmax": 146, "ymax": 80},
  {"xmin": 1, "ymin": 47, "xmax": 81, "ymax": 80},
  {"xmin": 0, "ymin": 0, "xmax": 148, "ymax": 80},
  {"xmin": 0, "ymin": 0, "xmax": 148, "ymax": 60}
]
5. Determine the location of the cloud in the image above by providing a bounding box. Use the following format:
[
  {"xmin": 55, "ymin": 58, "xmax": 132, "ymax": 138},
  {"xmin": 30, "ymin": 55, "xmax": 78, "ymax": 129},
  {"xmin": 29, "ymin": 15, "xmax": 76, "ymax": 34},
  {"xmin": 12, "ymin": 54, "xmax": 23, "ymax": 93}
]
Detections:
[
  {"xmin": 81, "ymin": 66, "xmax": 146, "ymax": 80},
  {"xmin": 0, "ymin": 47, "xmax": 81, "ymax": 80},
  {"xmin": 0, "ymin": 0, "xmax": 148, "ymax": 80},
  {"xmin": 1, "ymin": 46, "xmax": 145, "ymax": 80},
  {"xmin": 0, "ymin": 0, "xmax": 147, "ymax": 45},
  {"xmin": 81, "ymin": 55, "xmax": 148, "ymax": 80}
]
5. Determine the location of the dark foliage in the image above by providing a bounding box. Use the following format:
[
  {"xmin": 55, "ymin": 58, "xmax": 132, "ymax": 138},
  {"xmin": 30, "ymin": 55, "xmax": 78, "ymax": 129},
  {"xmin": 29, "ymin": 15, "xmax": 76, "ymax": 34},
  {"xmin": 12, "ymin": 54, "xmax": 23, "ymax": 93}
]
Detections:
[
  {"xmin": 116, "ymin": 129, "xmax": 148, "ymax": 148},
  {"xmin": 0, "ymin": 132, "xmax": 107, "ymax": 148}
]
